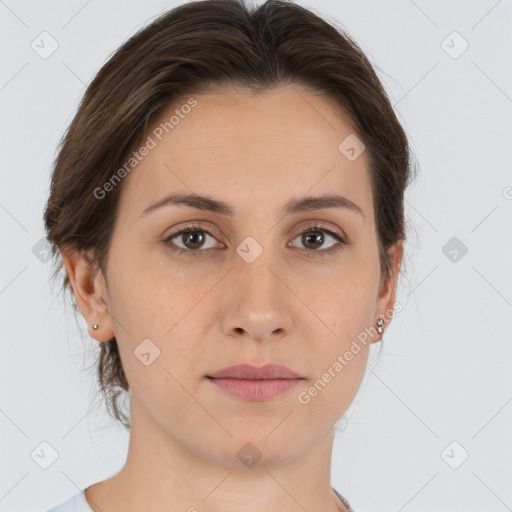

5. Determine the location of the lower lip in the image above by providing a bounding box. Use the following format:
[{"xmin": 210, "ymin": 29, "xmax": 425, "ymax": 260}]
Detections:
[{"xmin": 207, "ymin": 377, "xmax": 303, "ymax": 400}]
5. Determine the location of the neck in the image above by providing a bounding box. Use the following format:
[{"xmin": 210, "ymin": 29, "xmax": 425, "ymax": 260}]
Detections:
[{"xmin": 85, "ymin": 396, "xmax": 348, "ymax": 512}]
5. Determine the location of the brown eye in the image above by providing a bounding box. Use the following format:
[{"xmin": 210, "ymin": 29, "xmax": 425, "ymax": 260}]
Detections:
[
  {"xmin": 163, "ymin": 225, "xmax": 220, "ymax": 255},
  {"xmin": 163, "ymin": 223, "xmax": 346, "ymax": 258},
  {"xmin": 291, "ymin": 226, "xmax": 346, "ymax": 254},
  {"xmin": 179, "ymin": 230, "xmax": 207, "ymax": 250},
  {"xmin": 302, "ymin": 230, "xmax": 324, "ymax": 250}
]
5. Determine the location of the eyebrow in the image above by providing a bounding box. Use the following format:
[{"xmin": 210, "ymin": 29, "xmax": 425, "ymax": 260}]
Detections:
[{"xmin": 140, "ymin": 192, "xmax": 364, "ymax": 219}]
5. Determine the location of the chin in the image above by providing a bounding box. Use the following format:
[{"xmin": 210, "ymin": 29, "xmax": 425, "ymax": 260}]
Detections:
[{"xmin": 192, "ymin": 422, "xmax": 313, "ymax": 470}]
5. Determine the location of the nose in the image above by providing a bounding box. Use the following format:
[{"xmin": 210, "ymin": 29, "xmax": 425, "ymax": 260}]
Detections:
[{"xmin": 220, "ymin": 253, "xmax": 294, "ymax": 344}]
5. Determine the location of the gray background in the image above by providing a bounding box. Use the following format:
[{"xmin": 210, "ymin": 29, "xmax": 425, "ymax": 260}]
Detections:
[{"xmin": 1, "ymin": 0, "xmax": 511, "ymax": 511}]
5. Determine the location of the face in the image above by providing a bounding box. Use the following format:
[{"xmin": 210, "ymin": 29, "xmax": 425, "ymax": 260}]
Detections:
[{"xmin": 66, "ymin": 85, "xmax": 402, "ymax": 468}]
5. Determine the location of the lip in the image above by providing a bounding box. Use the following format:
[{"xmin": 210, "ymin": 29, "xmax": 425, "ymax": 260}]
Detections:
[
  {"xmin": 207, "ymin": 363, "xmax": 304, "ymax": 401},
  {"xmin": 208, "ymin": 363, "xmax": 303, "ymax": 380}
]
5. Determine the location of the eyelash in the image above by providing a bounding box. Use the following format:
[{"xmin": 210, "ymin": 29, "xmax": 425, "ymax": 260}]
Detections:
[{"xmin": 162, "ymin": 222, "xmax": 346, "ymax": 258}]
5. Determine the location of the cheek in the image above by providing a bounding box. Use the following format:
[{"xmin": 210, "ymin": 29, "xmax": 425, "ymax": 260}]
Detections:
[
  {"xmin": 302, "ymin": 253, "xmax": 380, "ymax": 345},
  {"xmin": 299, "ymin": 345, "xmax": 369, "ymax": 418},
  {"xmin": 104, "ymin": 239, "xmax": 185, "ymax": 336}
]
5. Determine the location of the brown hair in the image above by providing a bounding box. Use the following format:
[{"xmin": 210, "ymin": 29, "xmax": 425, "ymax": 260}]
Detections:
[{"xmin": 44, "ymin": 0, "xmax": 416, "ymax": 430}]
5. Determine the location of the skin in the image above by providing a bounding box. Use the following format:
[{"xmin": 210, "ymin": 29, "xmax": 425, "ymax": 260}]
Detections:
[{"xmin": 60, "ymin": 84, "xmax": 403, "ymax": 512}]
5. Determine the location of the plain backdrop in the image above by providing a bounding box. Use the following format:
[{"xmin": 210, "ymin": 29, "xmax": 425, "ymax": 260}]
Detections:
[{"xmin": 1, "ymin": 0, "xmax": 511, "ymax": 511}]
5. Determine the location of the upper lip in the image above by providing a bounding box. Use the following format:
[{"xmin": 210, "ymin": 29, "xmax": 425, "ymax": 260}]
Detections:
[{"xmin": 207, "ymin": 363, "xmax": 303, "ymax": 380}]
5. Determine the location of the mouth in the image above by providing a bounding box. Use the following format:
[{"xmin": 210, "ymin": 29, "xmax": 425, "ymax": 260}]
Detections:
[{"xmin": 206, "ymin": 363, "xmax": 305, "ymax": 401}]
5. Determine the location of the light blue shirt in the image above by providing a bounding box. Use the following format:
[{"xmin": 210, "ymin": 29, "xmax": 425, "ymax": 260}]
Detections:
[
  {"xmin": 46, "ymin": 487, "xmax": 354, "ymax": 511},
  {"xmin": 46, "ymin": 491, "xmax": 92, "ymax": 511}
]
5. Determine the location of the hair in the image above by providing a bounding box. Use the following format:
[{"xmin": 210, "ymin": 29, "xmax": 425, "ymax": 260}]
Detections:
[{"xmin": 44, "ymin": 0, "xmax": 417, "ymax": 430}]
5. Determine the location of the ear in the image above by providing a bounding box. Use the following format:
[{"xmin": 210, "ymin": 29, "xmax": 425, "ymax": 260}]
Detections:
[
  {"xmin": 59, "ymin": 244, "xmax": 115, "ymax": 342},
  {"xmin": 374, "ymin": 238, "xmax": 404, "ymax": 341}
]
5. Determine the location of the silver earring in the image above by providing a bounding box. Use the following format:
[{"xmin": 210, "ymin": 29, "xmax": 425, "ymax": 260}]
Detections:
[
  {"xmin": 92, "ymin": 323, "xmax": 99, "ymax": 330},
  {"xmin": 375, "ymin": 317, "xmax": 384, "ymax": 334}
]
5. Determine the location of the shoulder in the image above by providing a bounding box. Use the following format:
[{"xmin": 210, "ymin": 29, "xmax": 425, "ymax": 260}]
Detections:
[{"xmin": 45, "ymin": 491, "xmax": 93, "ymax": 512}]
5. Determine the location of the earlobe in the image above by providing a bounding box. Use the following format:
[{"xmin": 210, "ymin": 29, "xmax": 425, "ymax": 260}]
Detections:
[
  {"xmin": 58, "ymin": 244, "xmax": 115, "ymax": 342},
  {"xmin": 375, "ymin": 238, "xmax": 404, "ymax": 340}
]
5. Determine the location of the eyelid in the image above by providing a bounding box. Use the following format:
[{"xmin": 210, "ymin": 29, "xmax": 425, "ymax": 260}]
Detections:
[
  {"xmin": 164, "ymin": 222, "xmax": 223, "ymax": 242},
  {"xmin": 292, "ymin": 220, "xmax": 346, "ymax": 242},
  {"xmin": 164, "ymin": 220, "xmax": 345, "ymax": 242},
  {"xmin": 163, "ymin": 220, "xmax": 347, "ymax": 255},
  {"xmin": 162, "ymin": 222, "xmax": 224, "ymax": 257}
]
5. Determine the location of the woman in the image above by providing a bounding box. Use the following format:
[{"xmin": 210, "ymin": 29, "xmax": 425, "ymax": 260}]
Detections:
[{"xmin": 44, "ymin": 0, "xmax": 415, "ymax": 510}]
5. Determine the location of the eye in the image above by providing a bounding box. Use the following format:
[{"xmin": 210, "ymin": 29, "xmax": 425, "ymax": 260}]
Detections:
[
  {"xmin": 163, "ymin": 223, "xmax": 222, "ymax": 256},
  {"xmin": 289, "ymin": 223, "xmax": 346, "ymax": 255},
  {"xmin": 163, "ymin": 222, "xmax": 346, "ymax": 257}
]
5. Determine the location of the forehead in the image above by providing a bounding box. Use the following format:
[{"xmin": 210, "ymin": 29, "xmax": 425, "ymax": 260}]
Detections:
[{"xmin": 118, "ymin": 85, "xmax": 373, "ymax": 220}]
